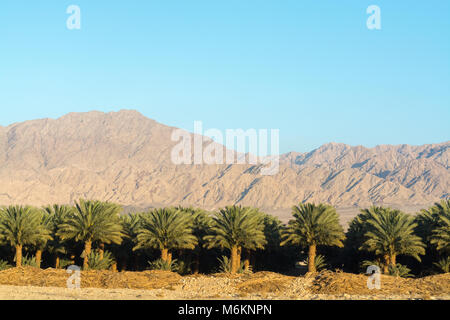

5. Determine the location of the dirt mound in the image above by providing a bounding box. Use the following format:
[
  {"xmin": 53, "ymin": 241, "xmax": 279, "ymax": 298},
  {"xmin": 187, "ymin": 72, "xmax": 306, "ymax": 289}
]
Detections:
[
  {"xmin": 0, "ymin": 267, "xmax": 447, "ymax": 299},
  {"xmin": 235, "ymin": 272, "xmax": 295, "ymax": 294},
  {"xmin": 0, "ymin": 267, "xmax": 182, "ymax": 290},
  {"xmin": 311, "ymin": 271, "xmax": 450, "ymax": 296}
]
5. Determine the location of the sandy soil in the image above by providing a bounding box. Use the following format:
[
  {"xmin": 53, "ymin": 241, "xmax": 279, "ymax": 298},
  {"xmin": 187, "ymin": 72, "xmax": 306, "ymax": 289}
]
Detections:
[{"xmin": 0, "ymin": 284, "xmax": 448, "ymax": 300}]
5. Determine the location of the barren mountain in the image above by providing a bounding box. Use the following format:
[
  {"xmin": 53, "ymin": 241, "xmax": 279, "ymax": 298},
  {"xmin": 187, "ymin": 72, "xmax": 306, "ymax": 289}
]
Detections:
[{"xmin": 0, "ymin": 110, "xmax": 448, "ymax": 223}]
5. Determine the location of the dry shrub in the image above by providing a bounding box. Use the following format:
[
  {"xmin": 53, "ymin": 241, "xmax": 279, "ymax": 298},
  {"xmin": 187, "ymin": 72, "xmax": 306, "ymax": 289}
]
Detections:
[
  {"xmin": 1, "ymin": 267, "xmax": 448, "ymax": 298},
  {"xmin": 311, "ymin": 270, "xmax": 450, "ymax": 296},
  {"xmin": 0, "ymin": 267, "xmax": 182, "ymax": 290},
  {"xmin": 235, "ymin": 271, "xmax": 294, "ymax": 294}
]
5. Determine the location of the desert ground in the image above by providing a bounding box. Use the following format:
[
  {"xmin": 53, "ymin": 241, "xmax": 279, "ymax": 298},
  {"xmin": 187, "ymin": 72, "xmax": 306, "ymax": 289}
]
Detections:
[{"xmin": 0, "ymin": 267, "xmax": 447, "ymax": 300}]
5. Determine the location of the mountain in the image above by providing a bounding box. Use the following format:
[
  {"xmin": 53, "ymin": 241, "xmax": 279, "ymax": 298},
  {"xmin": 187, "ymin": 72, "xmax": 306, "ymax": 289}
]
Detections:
[{"xmin": 0, "ymin": 110, "xmax": 448, "ymax": 223}]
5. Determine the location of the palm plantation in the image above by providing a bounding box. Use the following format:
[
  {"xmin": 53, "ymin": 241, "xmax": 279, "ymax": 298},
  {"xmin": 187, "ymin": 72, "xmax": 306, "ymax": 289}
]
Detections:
[
  {"xmin": 281, "ymin": 203, "xmax": 345, "ymax": 273},
  {"xmin": 57, "ymin": 200, "xmax": 124, "ymax": 269},
  {"xmin": 204, "ymin": 206, "xmax": 266, "ymax": 274},
  {"xmin": 0, "ymin": 199, "xmax": 446, "ymax": 276}
]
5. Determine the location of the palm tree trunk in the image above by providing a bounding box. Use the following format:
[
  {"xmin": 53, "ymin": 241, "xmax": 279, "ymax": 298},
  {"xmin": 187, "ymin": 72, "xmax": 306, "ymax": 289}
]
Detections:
[
  {"xmin": 193, "ymin": 252, "xmax": 200, "ymax": 274},
  {"xmin": 308, "ymin": 244, "xmax": 317, "ymax": 273},
  {"xmin": 35, "ymin": 250, "xmax": 42, "ymax": 268},
  {"xmin": 55, "ymin": 256, "xmax": 60, "ymax": 269},
  {"xmin": 83, "ymin": 240, "xmax": 92, "ymax": 270},
  {"xmin": 167, "ymin": 252, "xmax": 172, "ymax": 264},
  {"xmin": 111, "ymin": 263, "xmax": 117, "ymax": 272},
  {"xmin": 236, "ymin": 247, "xmax": 242, "ymax": 271},
  {"xmin": 383, "ymin": 254, "xmax": 390, "ymax": 274},
  {"xmin": 15, "ymin": 245, "xmax": 23, "ymax": 267},
  {"xmin": 161, "ymin": 248, "xmax": 169, "ymax": 262},
  {"xmin": 390, "ymin": 254, "xmax": 396, "ymax": 267},
  {"xmin": 230, "ymin": 245, "xmax": 238, "ymax": 274},
  {"xmin": 99, "ymin": 243, "xmax": 105, "ymax": 260},
  {"xmin": 243, "ymin": 249, "xmax": 251, "ymax": 271}
]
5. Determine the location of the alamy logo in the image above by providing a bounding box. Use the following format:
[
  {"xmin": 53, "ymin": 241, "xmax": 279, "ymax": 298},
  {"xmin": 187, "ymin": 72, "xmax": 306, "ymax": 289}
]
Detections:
[
  {"xmin": 66, "ymin": 5, "xmax": 81, "ymax": 30},
  {"xmin": 171, "ymin": 121, "xmax": 280, "ymax": 176},
  {"xmin": 66, "ymin": 265, "xmax": 81, "ymax": 289},
  {"xmin": 366, "ymin": 265, "xmax": 381, "ymax": 290},
  {"xmin": 367, "ymin": 5, "xmax": 381, "ymax": 30}
]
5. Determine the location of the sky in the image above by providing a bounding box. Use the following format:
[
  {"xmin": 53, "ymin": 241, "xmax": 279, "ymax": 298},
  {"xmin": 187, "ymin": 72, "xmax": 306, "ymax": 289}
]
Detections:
[{"xmin": 0, "ymin": 1, "xmax": 449, "ymax": 153}]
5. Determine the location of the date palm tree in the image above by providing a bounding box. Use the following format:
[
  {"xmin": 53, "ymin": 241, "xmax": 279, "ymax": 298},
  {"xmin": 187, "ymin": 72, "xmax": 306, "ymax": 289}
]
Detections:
[
  {"xmin": 204, "ymin": 206, "xmax": 266, "ymax": 274},
  {"xmin": 117, "ymin": 212, "xmax": 142, "ymax": 270},
  {"xmin": 241, "ymin": 209, "xmax": 267, "ymax": 271},
  {"xmin": 255, "ymin": 214, "xmax": 284, "ymax": 271},
  {"xmin": 57, "ymin": 200, "xmax": 124, "ymax": 269},
  {"xmin": 33, "ymin": 210, "xmax": 53, "ymax": 268},
  {"xmin": 0, "ymin": 206, "xmax": 51, "ymax": 267},
  {"xmin": 359, "ymin": 206, "xmax": 425, "ymax": 274},
  {"xmin": 429, "ymin": 200, "xmax": 450, "ymax": 253},
  {"xmin": 44, "ymin": 204, "xmax": 73, "ymax": 268},
  {"xmin": 281, "ymin": 203, "xmax": 345, "ymax": 273},
  {"xmin": 134, "ymin": 208, "xmax": 197, "ymax": 263},
  {"xmin": 176, "ymin": 207, "xmax": 212, "ymax": 274}
]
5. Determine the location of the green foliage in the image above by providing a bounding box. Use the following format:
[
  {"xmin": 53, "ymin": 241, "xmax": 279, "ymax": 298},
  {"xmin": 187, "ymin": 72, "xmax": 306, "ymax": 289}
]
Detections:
[
  {"xmin": 184, "ymin": 208, "xmax": 213, "ymax": 248},
  {"xmin": 433, "ymin": 256, "xmax": 450, "ymax": 273},
  {"xmin": 263, "ymin": 214, "xmax": 282, "ymax": 249},
  {"xmin": 0, "ymin": 200, "xmax": 445, "ymax": 276},
  {"xmin": 148, "ymin": 258, "xmax": 179, "ymax": 272},
  {"xmin": 134, "ymin": 208, "xmax": 197, "ymax": 252},
  {"xmin": 0, "ymin": 260, "xmax": 12, "ymax": 271},
  {"xmin": 58, "ymin": 258, "xmax": 74, "ymax": 269},
  {"xmin": 204, "ymin": 206, "xmax": 267, "ymax": 251},
  {"xmin": 44, "ymin": 204, "xmax": 72, "ymax": 258},
  {"xmin": 429, "ymin": 200, "xmax": 450, "ymax": 253},
  {"xmin": 415, "ymin": 200, "xmax": 450, "ymax": 253},
  {"xmin": 22, "ymin": 255, "xmax": 38, "ymax": 267},
  {"xmin": 57, "ymin": 199, "xmax": 124, "ymax": 246},
  {"xmin": 281, "ymin": 203, "xmax": 345, "ymax": 248},
  {"xmin": 0, "ymin": 206, "xmax": 52, "ymax": 248},
  {"xmin": 359, "ymin": 207, "xmax": 425, "ymax": 264},
  {"xmin": 217, "ymin": 256, "xmax": 232, "ymax": 273},
  {"xmin": 33, "ymin": 210, "xmax": 54, "ymax": 251},
  {"xmin": 87, "ymin": 251, "xmax": 114, "ymax": 270},
  {"xmin": 347, "ymin": 211, "xmax": 373, "ymax": 250},
  {"xmin": 176, "ymin": 260, "xmax": 192, "ymax": 275},
  {"xmin": 360, "ymin": 259, "xmax": 383, "ymax": 272},
  {"xmin": 121, "ymin": 213, "xmax": 142, "ymax": 240},
  {"xmin": 217, "ymin": 256, "xmax": 247, "ymax": 274},
  {"xmin": 112, "ymin": 213, "xmax": 142, "ymax": 269},
  {"xmin": 360, "ymin": 260, "xmax": 412, "ymax": 277},
  {"xmin": 388, "ymin": 264, "xmax": 413, "ymax": 278},
  {"xmin": 344, "ymin": 211, "xmax": 375, "ymax": 272},
  {"xmin": 305, "ymin": 254, "xmax": 328, "ymax": 271}
]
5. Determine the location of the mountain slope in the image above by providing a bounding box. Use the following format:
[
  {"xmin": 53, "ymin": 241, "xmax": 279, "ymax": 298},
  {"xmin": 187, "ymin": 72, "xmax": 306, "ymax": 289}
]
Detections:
[{"xmin": 0, "ymin": 110, "xmax": 448, "ymax": 216}]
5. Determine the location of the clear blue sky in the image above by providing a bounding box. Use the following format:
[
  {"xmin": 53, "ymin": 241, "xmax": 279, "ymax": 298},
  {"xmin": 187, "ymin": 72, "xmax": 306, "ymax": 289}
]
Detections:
[{"xmin": 1, "ymin": 1, "xmax": 449, "ymax": 153}]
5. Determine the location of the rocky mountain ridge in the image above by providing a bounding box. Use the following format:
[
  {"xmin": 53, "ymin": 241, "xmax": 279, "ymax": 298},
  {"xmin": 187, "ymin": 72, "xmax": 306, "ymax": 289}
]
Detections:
[{"xmin": 0, "ymin": 110, "xmax": 447, "ymax": 221}]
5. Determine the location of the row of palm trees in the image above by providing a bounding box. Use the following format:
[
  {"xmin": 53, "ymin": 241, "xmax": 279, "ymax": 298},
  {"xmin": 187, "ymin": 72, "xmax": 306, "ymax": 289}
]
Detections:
[{"xmin": 0, "ymin": 199, "xmax": 448, "ymax": 275}]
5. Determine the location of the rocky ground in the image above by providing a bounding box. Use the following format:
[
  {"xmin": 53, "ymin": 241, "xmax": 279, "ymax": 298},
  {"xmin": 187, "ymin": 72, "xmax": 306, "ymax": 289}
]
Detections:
[{"xmin": 0, "ymin": 267, "xmax": 448, "ymax": 300}]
